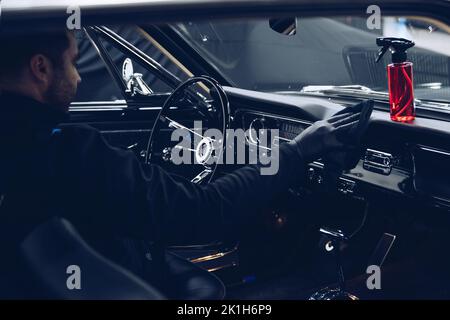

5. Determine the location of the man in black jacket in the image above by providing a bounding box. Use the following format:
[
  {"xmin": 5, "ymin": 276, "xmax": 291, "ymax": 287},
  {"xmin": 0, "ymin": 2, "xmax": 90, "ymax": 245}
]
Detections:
[{"xmin": 0, "ymin": 30, "xmax": 361, "ymax": 297}]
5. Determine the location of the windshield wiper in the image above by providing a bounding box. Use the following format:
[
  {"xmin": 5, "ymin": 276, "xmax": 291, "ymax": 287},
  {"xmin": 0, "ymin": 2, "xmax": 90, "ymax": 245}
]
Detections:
[
  {"xmin": 300, "ymin": 85, "xmax": 423, "ymax": 106},
  {"xmin": 302, "ymin": 84, "xmax": 381, "ymax": 95}
]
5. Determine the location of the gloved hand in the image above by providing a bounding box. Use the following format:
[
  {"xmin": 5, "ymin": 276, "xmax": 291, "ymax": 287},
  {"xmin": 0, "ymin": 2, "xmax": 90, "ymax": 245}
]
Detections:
[
  {"xmin": 289, "ymin": 112, "xmax": 362, "ymax": 163},
  {"xmin": 321, "ymin": 99, "xmax": 374, "ymax": 190}
]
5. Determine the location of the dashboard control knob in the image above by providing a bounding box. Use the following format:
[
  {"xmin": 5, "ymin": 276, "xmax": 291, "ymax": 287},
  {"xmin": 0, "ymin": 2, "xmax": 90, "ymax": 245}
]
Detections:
[
  {"xmin": 307, "ymin": 167, "xmax": 315, "ymax": 181},
  {"xmin": 162, "ymin": 147, "xmax": 172, "ymax": 162},
  {"xmin": 316, "ymin": 174, "xmax": 323, "ymax": 184},
  {"xmin": 337, "ymin": 177, "xmax": 356, "ymax": 195}
]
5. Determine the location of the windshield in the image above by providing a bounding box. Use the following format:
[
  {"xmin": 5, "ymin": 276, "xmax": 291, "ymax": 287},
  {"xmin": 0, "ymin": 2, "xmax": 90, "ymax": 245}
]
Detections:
[{"xmin": 174, "ymin": 16, "xmax": 450, "ymax": 103}]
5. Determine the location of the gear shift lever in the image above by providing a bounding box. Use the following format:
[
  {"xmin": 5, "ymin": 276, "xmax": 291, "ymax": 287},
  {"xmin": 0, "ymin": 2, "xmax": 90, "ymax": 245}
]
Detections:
[{"xmin": 309, "ymin": 227, "xmax": 358, "ymax": 300}]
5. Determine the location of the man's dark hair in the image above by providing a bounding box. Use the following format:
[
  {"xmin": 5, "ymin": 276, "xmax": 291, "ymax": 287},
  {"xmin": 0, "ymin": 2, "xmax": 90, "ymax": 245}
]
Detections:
[{"xmin": 0, "ymin": 30, "xmax": 70, "ymax": 79}]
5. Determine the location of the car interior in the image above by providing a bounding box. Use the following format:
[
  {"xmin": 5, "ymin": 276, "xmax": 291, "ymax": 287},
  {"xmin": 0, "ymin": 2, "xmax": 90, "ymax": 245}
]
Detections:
[{"xmin": 2, "ymin": 0, "xmax": 450, "ymax": 300}]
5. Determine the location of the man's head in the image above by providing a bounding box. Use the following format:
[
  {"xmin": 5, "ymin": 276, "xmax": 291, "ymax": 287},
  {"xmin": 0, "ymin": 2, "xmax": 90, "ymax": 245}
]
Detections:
[{"xmin": 0, "ymin": 30, "xmax": 81, "ymax": 112}]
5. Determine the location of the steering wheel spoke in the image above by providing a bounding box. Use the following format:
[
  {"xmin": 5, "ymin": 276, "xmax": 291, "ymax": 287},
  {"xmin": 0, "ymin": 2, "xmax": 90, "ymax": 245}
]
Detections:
[
  {"xmin": 164, "ymin": 116, "xmax": 212, "ymax": 141},
  {"xmin": 191, "ymin": 168, "xmax": 213, "ymax": 184}
]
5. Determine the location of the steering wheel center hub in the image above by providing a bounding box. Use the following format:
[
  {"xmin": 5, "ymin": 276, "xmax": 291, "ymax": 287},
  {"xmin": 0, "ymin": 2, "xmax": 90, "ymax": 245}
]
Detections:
[{"xmin": 195, "ymin": 137, "xmax": 214, "ymax": 165}]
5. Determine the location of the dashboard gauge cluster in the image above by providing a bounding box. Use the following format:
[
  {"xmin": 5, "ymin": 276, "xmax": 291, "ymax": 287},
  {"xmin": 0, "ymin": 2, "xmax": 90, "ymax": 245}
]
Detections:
[
  {"xmin": 239, "ymin": 110, "xmax": 311, "ymax": 147},
  {"xmin": 279, "ymin": 122, "xmax": 308, "ymax": 141}
]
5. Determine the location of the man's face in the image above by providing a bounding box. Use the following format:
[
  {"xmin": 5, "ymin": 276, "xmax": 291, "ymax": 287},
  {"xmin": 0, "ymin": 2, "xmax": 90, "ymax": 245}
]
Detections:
[{"xmin": 45, "ymin": 32, "xmax": 81, "ymax": 113}]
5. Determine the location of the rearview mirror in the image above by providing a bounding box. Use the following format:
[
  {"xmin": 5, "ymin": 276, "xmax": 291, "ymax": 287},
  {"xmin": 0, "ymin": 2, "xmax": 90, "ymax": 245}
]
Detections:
[{"xmin": 269, "ymin": 17, "xmax": 297, "ymax": 36}]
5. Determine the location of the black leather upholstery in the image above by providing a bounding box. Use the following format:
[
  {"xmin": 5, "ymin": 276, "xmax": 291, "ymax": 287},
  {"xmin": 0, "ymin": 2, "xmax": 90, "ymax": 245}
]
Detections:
[
  {"xmin": 19, "ymin": 217, "xmax": 226, "ymax": 300},
  {"xmin": 163, "ymin": 251, "xmax": 226, "ymax": 300},
  {"xmin": 21, "ymin": 217, "xmax": 165, "ymax": 299}
]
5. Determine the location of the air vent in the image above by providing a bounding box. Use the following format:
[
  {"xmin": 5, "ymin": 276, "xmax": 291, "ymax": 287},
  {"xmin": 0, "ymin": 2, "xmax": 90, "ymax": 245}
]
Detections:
[{"xmin": 363, "ymin": 149, "xmax": 394, "ymax": 175}]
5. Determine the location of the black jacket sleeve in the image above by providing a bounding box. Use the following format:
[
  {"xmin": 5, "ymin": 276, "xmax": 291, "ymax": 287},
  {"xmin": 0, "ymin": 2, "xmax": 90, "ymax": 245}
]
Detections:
[{"xmin": 57, "ymin": 124, "xmax": 306, "ymax": 244}]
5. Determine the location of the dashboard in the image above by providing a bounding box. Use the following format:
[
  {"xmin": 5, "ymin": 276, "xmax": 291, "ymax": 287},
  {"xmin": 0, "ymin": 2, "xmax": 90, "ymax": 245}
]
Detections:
[
  {"xmin": 84, "ymin": 85, "xmax": 450, "ymax": 213},
  {"xmin": 230, "ymin": 91, "xmax": 450, "ymax": 213}
]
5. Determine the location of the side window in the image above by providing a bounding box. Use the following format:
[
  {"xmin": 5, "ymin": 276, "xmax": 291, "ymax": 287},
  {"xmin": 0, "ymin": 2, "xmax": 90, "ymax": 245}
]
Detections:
[
  {"xmin": 114, "ymin": 26, "xmax": 191, "ymax": 86},
  {"xmin": 74, "ymin": 26, "xmax": 192, "ymax": 102},
  {"xmin": 74, "ymin": 31, "xmax": 124, "ymax": 102},
  {"xmin": 100, "ymin": 26, "xmax": 190, "ymax": 94}
]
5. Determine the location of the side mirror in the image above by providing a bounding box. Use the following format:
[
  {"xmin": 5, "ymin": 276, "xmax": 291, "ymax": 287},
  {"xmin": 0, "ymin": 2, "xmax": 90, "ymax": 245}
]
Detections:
[
  {"xmin": 122, "ymin": 58, "xmax": 134, "ymax": 84},
  {"xmin": 269, "ymin": 17, "xmax": 297, "ymax": 36},
  {"xmin": 122, "ymin": 58, "xmax": 153, "ymax": 97}
]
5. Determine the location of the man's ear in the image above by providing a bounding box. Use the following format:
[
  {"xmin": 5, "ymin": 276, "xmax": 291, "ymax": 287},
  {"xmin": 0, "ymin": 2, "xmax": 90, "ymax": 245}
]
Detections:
[{"xmin": 29, "ymin": 54, "xmax": 53, "ymax": 87}]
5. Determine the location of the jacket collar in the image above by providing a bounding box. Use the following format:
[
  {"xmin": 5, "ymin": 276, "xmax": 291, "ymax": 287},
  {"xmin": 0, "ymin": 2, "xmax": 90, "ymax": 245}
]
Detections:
[{"xmin": 0, "ymin": 90, "xmax": 69, "ymax": 135}]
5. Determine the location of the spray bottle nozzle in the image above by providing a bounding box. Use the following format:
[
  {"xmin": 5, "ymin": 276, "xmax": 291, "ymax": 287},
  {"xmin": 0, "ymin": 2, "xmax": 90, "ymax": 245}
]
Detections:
[{"xmin": 376, "ymin": 37, "xmax": 415, "ymax": 63}]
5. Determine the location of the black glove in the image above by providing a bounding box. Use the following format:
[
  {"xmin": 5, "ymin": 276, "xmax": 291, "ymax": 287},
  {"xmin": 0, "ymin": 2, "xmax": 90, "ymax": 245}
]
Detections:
[
  {"xmin": 322, "ymin": 99, "xmax": 374, "ymax": 190},
  {"xmin": 289, "ymin": 111, "xmax": 363, "ymax": 163}
]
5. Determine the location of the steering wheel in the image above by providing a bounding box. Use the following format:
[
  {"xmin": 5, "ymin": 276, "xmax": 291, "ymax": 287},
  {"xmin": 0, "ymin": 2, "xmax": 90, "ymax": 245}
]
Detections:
[{"xmin": 145, "ymin": 76, "xmax": 231, "ymax": 184}]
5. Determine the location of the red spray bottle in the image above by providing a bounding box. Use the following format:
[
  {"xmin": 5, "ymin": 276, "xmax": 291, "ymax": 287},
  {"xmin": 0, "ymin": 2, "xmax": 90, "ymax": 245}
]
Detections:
[{"xmin": 376, "ymin": 37, "xmax": 416, "ymax": 122}]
